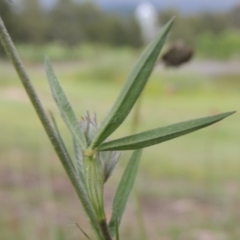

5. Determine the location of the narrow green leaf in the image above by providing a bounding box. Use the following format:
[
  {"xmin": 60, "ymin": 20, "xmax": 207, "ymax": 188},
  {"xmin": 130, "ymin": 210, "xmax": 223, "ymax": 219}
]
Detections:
[
  {"xmin": 90, "ymin": 18, "xmax": 175, "ymax": 149},
  {"xmin": 73, "ymin": 138, "xmax": 86, "ymax": 183},
  {"xmin": 49, "ymin": 112, "xmax": 75, "ymax": 170},
  {"xmin": 115, "ymin": 216, "xmax": 120, "ymax": 240},
  {"xmin": 108, "ymin": 150, "xmax": 142, "ymax": 236},
  {"xmin": 98, "ymin": 111, "xmax": 235, "ymax": 151},
  {"xmin": 45, "ymin": 57, "xmax": 87, "ymax": 149}
]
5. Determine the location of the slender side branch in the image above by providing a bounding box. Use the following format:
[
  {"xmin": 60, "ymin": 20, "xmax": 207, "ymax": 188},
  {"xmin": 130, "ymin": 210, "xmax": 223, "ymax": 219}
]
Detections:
[{"xmin": 0, "ymin": 16, "xmax": 104, "ymax": 240}]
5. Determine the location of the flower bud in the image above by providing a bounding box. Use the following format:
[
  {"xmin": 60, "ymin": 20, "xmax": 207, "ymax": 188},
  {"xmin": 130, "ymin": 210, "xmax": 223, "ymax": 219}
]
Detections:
[{"xmin": 78, "ymin": 112, "xmax": 121, "ymax": 219}]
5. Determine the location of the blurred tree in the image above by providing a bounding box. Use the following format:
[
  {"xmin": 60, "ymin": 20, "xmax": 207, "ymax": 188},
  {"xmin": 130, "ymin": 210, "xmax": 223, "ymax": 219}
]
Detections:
[
  {"xmin": 158, "ymin": 9, "xmax": 196, "ymax": 44},
  {"xmin": 159, "ymin": 9, "xmax": 228, "ymax": 45},
  {"xmin": 0, "ymin": 0, "xmax": 14, "ymax": 30},
  {"xmin": 227, "ymin": 5, "xmax": 240, "ymax": 28},
  {"xmin": 158, "ymin": 9, "xmax": 180, "ymax": 25},
  {"xmin": 1, "ymin": 0, "xmax": 240, "ymax": 60},
  {"xmin": 0, "ymin": 0, "xmax": 16, "ymax": 56},
  {"xmin": 17, "ymin": 0, "xmax": 48, "ymax": 43},
  {"xmin": 100, "ymin": 15, "xmax": 142, "ymax": 47},
  {"xmin": 122, "ymin": 16, "xmax": 142, "ymax": 48},
  {"xmin": 196, "ymin": 12, "xmax": 228, "ymax": 34},
  {"xmin": 47, "ymin": 0, "xmax": 86, "ymax": 46},
  {"xmin": 48, "ymin": 1, "xmax": 142, "ymax": 48},
  {"xmin": 73, "ymin": 2, "xmax": 106, "ymax": 44}
]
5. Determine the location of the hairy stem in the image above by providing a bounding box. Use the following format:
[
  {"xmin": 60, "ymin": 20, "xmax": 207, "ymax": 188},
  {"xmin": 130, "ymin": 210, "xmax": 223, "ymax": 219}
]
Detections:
[{"xmin": 0, "ymin": 16, "xmax": 105, "ymax": 240}]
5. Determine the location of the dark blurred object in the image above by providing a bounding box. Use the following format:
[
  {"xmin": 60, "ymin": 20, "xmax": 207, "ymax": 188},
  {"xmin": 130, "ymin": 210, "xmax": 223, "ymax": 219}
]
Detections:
[{"xmin": 161, "ymin": 40, "xmax": 194, "ymax": 67}]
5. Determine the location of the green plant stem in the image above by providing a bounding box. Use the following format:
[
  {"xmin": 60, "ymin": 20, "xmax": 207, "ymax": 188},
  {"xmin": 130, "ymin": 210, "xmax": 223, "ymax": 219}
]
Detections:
[
  {"xmin": 134, "ymin": 189, "xmax": 148, "ymax": 240},
  {"xmin": 131, "ymin": 95, "xmax": 148, "ymax": 240},
  {"xmin": 99, "ymin": 219, "xmax": 112, "ymax": 240},
  {"xmin": 131, "ymin": 94, "xmax": 143, "ymax": 134},
  {"xmin": 0, "ymin": 16, "xmax": 105, "ymax": 240}
]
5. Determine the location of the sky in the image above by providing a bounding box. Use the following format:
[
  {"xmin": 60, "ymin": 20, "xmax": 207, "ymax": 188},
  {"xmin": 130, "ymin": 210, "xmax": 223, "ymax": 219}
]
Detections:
[{"xmin": 38, "ymin": 0, "xmax": 240, "ymax": 13}]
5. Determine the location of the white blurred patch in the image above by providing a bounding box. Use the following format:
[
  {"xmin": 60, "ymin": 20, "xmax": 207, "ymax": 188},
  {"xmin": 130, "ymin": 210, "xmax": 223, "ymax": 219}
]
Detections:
[{"xmin": 135, "ymin": 2, "xmax": 159, "ymax": 43}]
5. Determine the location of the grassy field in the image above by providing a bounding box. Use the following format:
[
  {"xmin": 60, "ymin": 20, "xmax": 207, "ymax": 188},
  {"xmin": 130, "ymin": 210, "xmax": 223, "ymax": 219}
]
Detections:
[{"xmin": 0, "ymin": 48, "xmax": 240, "ymax": 240}]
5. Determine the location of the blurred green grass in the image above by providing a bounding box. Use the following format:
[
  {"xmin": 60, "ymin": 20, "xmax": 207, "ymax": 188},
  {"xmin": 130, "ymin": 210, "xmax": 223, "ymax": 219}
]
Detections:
[{"xmin": 0, "ymin": 48, "xmax": 240, "ymax": 240}]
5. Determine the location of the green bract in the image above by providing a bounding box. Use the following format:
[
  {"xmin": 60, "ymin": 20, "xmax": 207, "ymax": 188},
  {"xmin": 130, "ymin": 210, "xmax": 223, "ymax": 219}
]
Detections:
[{"xmin": 0, "ymin": 15, "xmax": 235, "ymax": 240}]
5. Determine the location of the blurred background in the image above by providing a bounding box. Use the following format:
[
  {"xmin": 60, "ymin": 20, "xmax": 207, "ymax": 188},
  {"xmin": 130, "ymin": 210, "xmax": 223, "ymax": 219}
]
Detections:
[{"xmin": 0, "ymin": 0, "xmax": 240, "ymax": 239}]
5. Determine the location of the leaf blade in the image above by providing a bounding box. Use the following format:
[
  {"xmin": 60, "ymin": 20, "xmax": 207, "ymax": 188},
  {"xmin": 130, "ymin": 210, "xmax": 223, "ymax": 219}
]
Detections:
[
  {"xmin": 98, "ymin": 111, "xmax": 235, "ymax": 151},
  {"xmin": 45, "ymin": 57, "xmax": 87, "ymax": 149},
  {"xmin": 90, "ymin": 18, "xmax": 174, "ymax": 149},
  {"xmin": 49, "ymin": 112, "xmax": 75, "ymax": 169},
  {"xmin": 73, "ymin": 138, "xmax": 86, "ymax": 184},
  {"xmin": 108, "ymin": 149, "xmax": 142, "ymax": 236}
]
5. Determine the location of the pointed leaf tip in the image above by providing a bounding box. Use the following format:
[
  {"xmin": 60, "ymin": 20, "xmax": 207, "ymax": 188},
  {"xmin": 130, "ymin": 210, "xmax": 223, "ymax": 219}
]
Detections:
[
  {"xmin": 90, "ymin": 18, "xmax": 174, "ymax": 149},
  {"xmin": 97, "ymin": 111, "xmax": 235, "ymax": 151},
  {"xmin": 44, "ymin": 58, "xmax": 87, "ymax": 149}
]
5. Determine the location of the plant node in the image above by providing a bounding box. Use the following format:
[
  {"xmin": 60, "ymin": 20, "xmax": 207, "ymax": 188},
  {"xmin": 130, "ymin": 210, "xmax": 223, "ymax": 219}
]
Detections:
[{"xmin": 84, "ymin": 148, "xmax": 97, "ymax": 157}]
